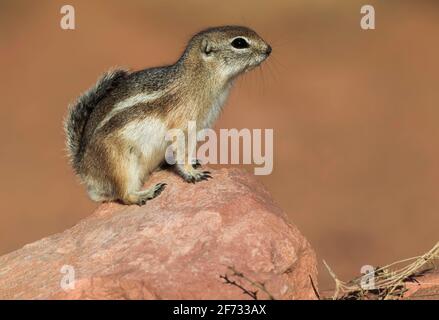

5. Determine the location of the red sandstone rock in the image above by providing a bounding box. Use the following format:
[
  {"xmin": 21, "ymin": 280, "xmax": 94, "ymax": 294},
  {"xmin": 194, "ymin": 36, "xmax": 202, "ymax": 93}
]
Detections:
[
  {"xmin": 0, "ymin": 168, "xmax": 317, "ymax": 300},
  {"xmin": 404, "ymin": 269, "xmax": 439, "ymax": 300}
]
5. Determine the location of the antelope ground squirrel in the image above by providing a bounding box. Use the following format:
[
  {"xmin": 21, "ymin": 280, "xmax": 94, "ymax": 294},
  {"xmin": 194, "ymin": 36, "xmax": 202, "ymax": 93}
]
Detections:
[{"xmin": 64, "ymin": 26, "xmax": 271, "ymax": 205}]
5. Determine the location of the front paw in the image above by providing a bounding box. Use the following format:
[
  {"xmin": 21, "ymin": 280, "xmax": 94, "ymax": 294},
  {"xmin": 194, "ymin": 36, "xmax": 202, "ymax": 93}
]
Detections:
[{"xmin": 181, "ymin": 169, "xmax": 212, "ymax": 183}]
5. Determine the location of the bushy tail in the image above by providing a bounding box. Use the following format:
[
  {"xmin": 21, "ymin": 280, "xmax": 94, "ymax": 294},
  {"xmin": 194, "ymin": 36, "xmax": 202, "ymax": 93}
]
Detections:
[{"xmin": 64, "ymin": 69, "xmax": 129, "ymax": 173}]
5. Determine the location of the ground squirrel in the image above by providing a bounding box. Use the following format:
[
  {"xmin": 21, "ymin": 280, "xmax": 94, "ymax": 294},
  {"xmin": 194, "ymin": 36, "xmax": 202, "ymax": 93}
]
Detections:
[{"xmin": 64, "ymin": 26, "xmax": 271, "ymax": 205}]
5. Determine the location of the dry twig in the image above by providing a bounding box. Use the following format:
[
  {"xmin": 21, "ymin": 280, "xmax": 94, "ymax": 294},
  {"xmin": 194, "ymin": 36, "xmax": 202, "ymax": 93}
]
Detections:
[{"xmin": 324, "ymin": 242, "xmax": 439, "ymax": 300}]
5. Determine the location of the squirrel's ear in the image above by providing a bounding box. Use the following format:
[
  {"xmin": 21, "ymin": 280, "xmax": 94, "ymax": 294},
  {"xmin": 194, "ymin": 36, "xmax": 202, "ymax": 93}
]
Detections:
[{"xmin": 201, "ymin": 38, "xmax": 213, "ymax": 56}]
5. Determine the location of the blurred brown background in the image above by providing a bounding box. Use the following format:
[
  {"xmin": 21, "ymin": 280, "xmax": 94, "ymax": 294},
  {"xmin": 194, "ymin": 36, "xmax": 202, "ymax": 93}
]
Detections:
[{"xmin": 0, "ymin": 0, "xmax": 438, "ymax": 289}]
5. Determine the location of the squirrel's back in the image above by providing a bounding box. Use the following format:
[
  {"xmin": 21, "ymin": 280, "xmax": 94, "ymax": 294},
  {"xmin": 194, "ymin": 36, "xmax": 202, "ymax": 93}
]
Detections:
[{"xmin": 64, "ymin": 69, "xmax": 129, "ymax": 173}]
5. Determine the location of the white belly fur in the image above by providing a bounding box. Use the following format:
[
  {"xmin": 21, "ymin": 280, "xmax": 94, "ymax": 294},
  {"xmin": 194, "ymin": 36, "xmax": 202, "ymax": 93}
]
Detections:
[{"xmin": 121, "ymin": 117, "xmax": 169, "ymax": 175}]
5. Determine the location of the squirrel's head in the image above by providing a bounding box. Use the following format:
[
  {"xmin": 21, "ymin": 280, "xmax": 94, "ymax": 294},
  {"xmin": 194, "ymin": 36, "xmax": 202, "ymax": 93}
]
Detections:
[{"xmin": 181, "ymin": 26, "xmax": 271, "ymax": 82}]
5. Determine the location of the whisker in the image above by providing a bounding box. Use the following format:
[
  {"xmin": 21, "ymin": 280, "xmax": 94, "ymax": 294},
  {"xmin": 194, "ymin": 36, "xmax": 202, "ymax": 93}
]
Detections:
[{"xmin": 265, "ymin": 60, "xmax": 278, "ymax": 85}]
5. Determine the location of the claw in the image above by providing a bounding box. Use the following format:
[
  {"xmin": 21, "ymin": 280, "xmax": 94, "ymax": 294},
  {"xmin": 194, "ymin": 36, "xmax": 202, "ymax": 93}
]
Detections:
[
  {"xmin": 192, "ymin": 159, "xmax": 202, "ymax": 169},
  {"xmin": 181, "ymin": 167, "xmax": 213, "ymax": 184},
  {"xmin": 153, "ymin": 183, "xmax": 167, "ymax": 196}
]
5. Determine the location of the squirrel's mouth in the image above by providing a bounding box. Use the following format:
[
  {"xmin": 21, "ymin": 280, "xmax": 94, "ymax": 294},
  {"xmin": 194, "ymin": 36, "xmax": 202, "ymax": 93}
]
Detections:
[{"xmin": 245, "ymin": 53, "xmax": 269, "ymax": 71}]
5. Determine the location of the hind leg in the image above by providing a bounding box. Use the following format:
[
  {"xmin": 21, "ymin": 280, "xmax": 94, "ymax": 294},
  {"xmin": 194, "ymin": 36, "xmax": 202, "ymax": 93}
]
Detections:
[
  {"xmin": 114, "ymin": 148, "xmax": 167, "ymax": 205},
  {"xmin": 82, "ymin": 136, "xmax": 167, "ymax": 205}
]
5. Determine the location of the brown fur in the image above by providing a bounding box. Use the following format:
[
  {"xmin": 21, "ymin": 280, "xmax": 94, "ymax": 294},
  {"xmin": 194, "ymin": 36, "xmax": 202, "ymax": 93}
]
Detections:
[{"xmin": 65, "ymin": 26, "xmax": 271, "ymax": 205}]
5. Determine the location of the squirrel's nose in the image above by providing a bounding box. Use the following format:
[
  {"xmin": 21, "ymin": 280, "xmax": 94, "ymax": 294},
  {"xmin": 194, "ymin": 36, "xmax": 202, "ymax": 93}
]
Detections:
[{"xmin": 265, "ymin": 45, "xmax": 272, "ymax": 56}]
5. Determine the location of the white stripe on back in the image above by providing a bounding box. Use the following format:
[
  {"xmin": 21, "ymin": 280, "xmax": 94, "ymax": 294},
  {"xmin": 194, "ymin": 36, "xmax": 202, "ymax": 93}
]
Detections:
[{"xmin": 96, "ymin": 92, "xmax": 163, "ymax": 131}]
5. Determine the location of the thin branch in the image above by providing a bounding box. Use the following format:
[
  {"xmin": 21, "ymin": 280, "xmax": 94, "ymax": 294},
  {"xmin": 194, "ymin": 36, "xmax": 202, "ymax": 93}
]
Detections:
[
  {"xmin": 227, "ymin": 266, "xmax": 276, "ymax": 300},
  {"xmin": 220, "ymin": 274, "xmax": 258, "ymax": 300},
  {"xmin": 309, "ymin": 275, "xmax": 320, "ymax": 300}
]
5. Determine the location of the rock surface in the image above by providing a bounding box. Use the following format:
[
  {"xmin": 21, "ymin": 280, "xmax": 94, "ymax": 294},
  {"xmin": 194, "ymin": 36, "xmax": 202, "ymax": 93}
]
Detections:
[
  {"xmin": 0, "ymin": 168, "xmax": 317, "ymax": 300},
  {"xmin": 404, "ymin": 269, "xmax": 439, "ymax": 300}
]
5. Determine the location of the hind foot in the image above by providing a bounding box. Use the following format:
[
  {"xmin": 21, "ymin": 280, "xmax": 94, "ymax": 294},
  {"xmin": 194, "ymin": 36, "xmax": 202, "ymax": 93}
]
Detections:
[
  {"xmin": 137, "ymin": 182, "xmax": 167, "ymax": 205},
  {"xmin": 122, "ymin": 182, "xmax": 167, "ymax": 206}
]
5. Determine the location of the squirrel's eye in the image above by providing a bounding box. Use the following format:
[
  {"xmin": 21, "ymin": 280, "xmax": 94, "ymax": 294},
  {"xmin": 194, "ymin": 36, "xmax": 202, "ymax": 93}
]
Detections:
[{"xmin": 231, "ymin": 38, "xmax": 249, "ymax": 49}]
